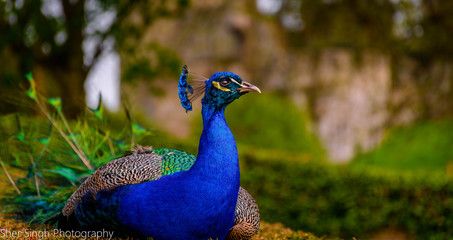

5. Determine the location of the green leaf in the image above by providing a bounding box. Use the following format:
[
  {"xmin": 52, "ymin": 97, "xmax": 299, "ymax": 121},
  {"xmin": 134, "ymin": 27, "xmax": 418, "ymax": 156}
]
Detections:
[
  {"xmin": 25, "ymin": 73, "xmax": 37, "ymax": 101},
  {"xmin": 44, "ymin": 167, "xmax": 81, "ymax": 185},
  {"xmin": 48, "ymin": 97, "xmax": 62, "ymax": 112}
]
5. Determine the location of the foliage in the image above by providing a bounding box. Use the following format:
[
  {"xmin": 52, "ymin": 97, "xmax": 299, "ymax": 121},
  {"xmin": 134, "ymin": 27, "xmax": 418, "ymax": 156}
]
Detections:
[
  {"xmin": 276, "ymin": 0, "xmax": 453, "ymax": 61},
  {"xmin": 351, "ymin": 119, "xmax": 453, "ymax": 176},
  {"xmin": 297, "ymin": 0, "xmax": 394, "ymax": 50},
  {"xmin": 240, "ymin": 154, "xmax": 453, "ymax": 240},
  {"xmin": 0, "ymin": 76, "xmax": 152, "ymax": 223},
  {"xmin": 121, "ymin": 42, "xmax": 182, "ymax": 83}
]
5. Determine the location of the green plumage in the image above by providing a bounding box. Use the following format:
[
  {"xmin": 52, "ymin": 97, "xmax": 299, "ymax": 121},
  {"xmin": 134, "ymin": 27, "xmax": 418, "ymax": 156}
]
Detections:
[{"xmin": 156, "ymin": 149, "xmax": 196, "ymax": 175}]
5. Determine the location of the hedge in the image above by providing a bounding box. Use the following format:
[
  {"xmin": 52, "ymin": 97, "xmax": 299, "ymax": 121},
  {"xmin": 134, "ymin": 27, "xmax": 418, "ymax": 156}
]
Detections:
[{"xmin": 239, "ymin": 153, "xmax": 453, "ymax": 239}]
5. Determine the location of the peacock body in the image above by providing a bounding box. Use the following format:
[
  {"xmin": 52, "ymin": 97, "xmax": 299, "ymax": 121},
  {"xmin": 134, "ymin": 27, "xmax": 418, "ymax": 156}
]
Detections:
[{"xmin": 58, "ymin": 66, "xmax": 261, "ymax": 240}]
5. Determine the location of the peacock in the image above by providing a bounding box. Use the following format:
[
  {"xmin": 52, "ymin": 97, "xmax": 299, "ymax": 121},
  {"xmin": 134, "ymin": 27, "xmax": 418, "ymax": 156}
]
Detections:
[{"xmin": 57, "ymin": 65, "xmax": 261, "ymax": 240}]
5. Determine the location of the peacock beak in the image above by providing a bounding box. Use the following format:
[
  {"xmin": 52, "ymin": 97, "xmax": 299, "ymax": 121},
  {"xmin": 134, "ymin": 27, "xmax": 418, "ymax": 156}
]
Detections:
[{"xmin": 237, "ymin": 81, "xmax": 261, "ymax": 93}]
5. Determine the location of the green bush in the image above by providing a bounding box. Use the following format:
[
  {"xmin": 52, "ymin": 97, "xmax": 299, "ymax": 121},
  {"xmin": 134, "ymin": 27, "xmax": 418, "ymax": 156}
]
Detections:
[
  {"xmin": 240, "ymin": 153, "xmax": 453, "ymax": 239},
  {"xmin": 351, "ymin": 119, "xmax": 453, "ymax": 175}
]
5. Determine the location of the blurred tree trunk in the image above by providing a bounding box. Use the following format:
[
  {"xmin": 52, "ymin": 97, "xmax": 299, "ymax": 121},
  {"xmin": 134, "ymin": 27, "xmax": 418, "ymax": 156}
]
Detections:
[
  {"xmin": 50, "ymin": 0, "xmax": 86, "ymax": 118},
  {"xmin": 55, "ymin": 64, "xmax": 87, "ymax": 119},
  {"xmin": 31, "ymin": 0, "xmax": 87, "ymax": 119},
  {"xmin": 58, "ymin": 0, "xmax": 86, "ymax": 118},
  {"xmin": 45, "ymin": 61, "xmax": 87, "ymax": 119}
]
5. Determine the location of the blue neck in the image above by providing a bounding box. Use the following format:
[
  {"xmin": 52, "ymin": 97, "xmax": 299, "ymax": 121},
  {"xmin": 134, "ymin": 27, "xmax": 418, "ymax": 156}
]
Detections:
[
  {"xmin": 201, "ymin": 102, "xmax": 226, "ymax": 128},
  {"xmin": 188, "ymin": 103, "xmax": 239, "ymax": 184}
]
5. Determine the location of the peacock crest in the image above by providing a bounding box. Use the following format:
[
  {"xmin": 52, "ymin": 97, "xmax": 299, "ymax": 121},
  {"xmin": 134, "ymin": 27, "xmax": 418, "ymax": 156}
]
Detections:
[{"xmin": 178, "ymin": 65, "xmax": 207, "ymax": 112}]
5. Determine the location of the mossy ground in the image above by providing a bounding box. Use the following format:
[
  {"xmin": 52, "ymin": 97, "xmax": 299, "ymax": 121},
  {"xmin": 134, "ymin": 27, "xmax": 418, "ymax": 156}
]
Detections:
[{"xmin": 0, "ymin": 215, "xmax": 325, "ymax": 240}]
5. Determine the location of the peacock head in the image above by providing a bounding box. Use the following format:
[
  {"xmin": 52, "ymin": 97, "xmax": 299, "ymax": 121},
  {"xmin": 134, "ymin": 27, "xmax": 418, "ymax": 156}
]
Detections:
[{"xmin": 178, "ymin": 65, "xmax": 260, "ymax": 112}]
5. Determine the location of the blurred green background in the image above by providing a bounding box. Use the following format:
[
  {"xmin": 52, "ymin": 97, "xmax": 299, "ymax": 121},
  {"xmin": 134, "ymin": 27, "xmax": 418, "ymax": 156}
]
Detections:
[{"xmin": 1, "ymin": 0, "xmax": 453, "ymax": 239}]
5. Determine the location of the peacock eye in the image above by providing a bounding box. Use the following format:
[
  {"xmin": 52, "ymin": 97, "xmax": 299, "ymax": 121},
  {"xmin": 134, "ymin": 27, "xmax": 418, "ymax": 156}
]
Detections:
[{"xmin": 219, "ymin": 78, "xmax": 231, "ymax": 87}]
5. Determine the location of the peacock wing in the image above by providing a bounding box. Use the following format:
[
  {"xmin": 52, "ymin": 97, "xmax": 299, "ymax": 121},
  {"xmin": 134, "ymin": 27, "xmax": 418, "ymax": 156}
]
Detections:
[
  {"xmin": 62, "ymin": 148, "xmax": 196, "ymax": 217},
  {"xmin": 62, "ymin": 147, "xmax": 260, "ymax": 239}
]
